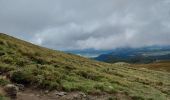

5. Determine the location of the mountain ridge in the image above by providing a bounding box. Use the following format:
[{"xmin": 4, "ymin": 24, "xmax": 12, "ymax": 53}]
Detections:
[{"xmin": 95, "ymin": 46, "xmax": 170, "ymax": 64}]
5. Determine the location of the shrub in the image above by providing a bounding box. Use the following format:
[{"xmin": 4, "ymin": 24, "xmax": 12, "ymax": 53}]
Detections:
[
  {"xmin": 0, "ymin": 78, "xmax": 10, "ymax": 86},
  {"xmin": 0, "ymin": 95, "xmax": 9, "ymax": 100},
  {"xmin": 94, "ymin": 83, "xmax": 105, "ymax": 91},
  {"xmin": 1, "ymin": 56, "xmax": 13, "ymax": 64},
  {"xmin": 94, "ymin": 83, "xmax": 114, "ymax": 93},
  {"xmin": 77, "ymin": 70, "xmax": 102, "ymax": 81},
  {"xmin": 15, "ymin": 58, "xmax": 30, "ymax": 66},
  {"xmin": 0, "ymin": 40, "xmax": 4, "ymax": 45},
  {"xmin": 40, "ymin": 81, "xmax": 59, "ymax": 90},
  {"xmin": 0, "ymin": 51, "xmax": 5, "ymax": 56},
  {"xmin": 108, "ymin": 97, "xmax": 117, "ymax": 100},
  {"xmin": 11, "ymin": 70, "xmax": 34, "ymax": 84},
  {"xmin": 131, "ymin": 96, "xmax": 145, "ymax": 100},
  {"xmin": 10, "ymin": 65, "xmax": 62, "ymax": 90},
  {"xmin": 0, "ymin": 64, "xmax": 15, "ymax": 73},
  {"xmin": 0, "ymin": 40, "xmax": 8, "ymax": 46},
  {"xmin": 0, "ymin": 46, "xmax": 3, "ymax": 50},
  {"xmin": 31, "ymin": 57, "xmax": 47, "ymax": 64}
]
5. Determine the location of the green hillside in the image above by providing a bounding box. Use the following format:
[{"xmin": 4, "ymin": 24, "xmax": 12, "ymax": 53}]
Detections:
[{"xmin": 0, "ymin": 33, "xmax": 170, "ymax": 100}]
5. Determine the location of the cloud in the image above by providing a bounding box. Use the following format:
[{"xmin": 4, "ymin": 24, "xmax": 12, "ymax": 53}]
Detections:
[{"xmin": 0, "ymin": 0, "xmax": 170, "ymax": 50}]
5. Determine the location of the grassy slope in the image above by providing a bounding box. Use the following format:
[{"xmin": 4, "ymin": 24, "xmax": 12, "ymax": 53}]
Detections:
[
  {"xmin": 0, "ymin": 33, "xmax": 170, "ymax": 100},
  {"xmin": 133, "ymin": 61, "xmax": 170, "ymax": 72}
]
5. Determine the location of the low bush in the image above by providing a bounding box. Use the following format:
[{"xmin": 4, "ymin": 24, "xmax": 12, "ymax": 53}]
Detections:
[
  {"xmin": 77, "ymin": 70, "xmax": 102, "ymax": 81},
  {"xmin": 0, "ymin": 95, "xmax": 9, "ymax": 100},
  {"xmin": 0, "ymin": 78, "xmax": 10, "ymax": 86},
  {"xmin": 11, "ymin": 70, "xmax": 34, "ymax": 85},
  {"xmin": 131, "ymin": 96, "xmax": 145, "ymax": 100},
  {"xmin": 0, "ymin": 64, "xmax": 15, "ymax": 73},
  {"xmin": 0, "ymin": 51, "xmax": 5, "ymax": 56},
  {"xmin": 1, "ymin": 56, "xmax": 14, "ymax": 64}
]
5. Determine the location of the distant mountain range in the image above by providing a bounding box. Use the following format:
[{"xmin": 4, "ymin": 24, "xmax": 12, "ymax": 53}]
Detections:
[
  {"xmin": 94, "ymin": 46, "xmax": 170, "ymax": 63},
  {"xmin": 66, "ymin": 46, "xmax": 170, "ymax": 63},
  {"xmin": 65, "ymin": 49, "xmax": 113, "ymax": 57}
]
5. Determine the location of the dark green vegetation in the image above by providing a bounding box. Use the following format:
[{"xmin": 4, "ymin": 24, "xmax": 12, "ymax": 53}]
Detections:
[
  {"xmin": 0, "ymin": 33, "xmax": 170, "ymax": 100},
  {"xmin": 95, "ymin": 47, "xmax": 170, "ymax": 64},
  {"xmin": 0, "ymin": 95, "xmax": 9, "ymax": 100}
]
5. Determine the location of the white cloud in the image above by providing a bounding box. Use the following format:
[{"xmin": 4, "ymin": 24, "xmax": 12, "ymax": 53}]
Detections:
[{"xmin": 0, "ymin": 0, "xmax": 170, "ymax": 50}]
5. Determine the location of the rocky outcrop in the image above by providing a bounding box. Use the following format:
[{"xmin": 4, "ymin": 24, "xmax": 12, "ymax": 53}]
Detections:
[{"xmin": 4, "ymin": 84, "xmax": 18, "ymax": 99}]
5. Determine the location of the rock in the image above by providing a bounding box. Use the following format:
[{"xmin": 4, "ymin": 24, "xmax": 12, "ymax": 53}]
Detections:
[
  {"xmin": 15, "ymin": 84, "xmax": 24, "ymax": 91},
  {"xmin": 79, "ymin": 92, "xmax": 86, "ymax": 98},
  {"xmin": 70, "ymin": 92, "xmax": 87, "ymax": 100},
  {"xmin": 44, "ymin": 90, "xmax": 49, "ymax": 94},
  {"xmin": 4, "ymin": 84, "xmax": 18, "ymax": 99},
  {"xmin": 36, "ymin": 94, "xmax": 40, "ymax": 97},
  {"xmin": 55, "ymin": 92, "xmax": 67, "ymax": 96}
]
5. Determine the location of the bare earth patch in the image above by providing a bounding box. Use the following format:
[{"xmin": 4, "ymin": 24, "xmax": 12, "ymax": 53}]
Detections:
[{"xmin": 17, "ymin": 89, "xmax": 132, "ymax": 100}]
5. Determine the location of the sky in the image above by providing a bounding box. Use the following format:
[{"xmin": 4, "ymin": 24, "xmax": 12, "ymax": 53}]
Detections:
[{"xmin": 0, "ymin": 0, "xmax": 170, "ymax": 50}]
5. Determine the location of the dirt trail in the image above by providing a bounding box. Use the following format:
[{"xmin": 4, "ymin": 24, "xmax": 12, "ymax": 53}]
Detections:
[
  {"xmin": 0, "ymin": 86, "xmax": 131, "ymax": 100},
  {"xmin": 17, "ymin": 89, "xmax": 132, "ymax": 100}
]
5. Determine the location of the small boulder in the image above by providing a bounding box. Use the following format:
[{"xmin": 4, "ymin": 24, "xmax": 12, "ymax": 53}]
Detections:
[
  {"xmin": 15, "ymin": 84, "xmax": 24, "ymax": 91},
  {"xmin": 55, "ymin": 92, "xmax": 67, "ymax": 96},
  {"xmin": 79, "ymin": 92, "xmax": 86, "ymax": 98},
  {"xmin": 4, "ymin": 84, "xmax": 18, "ymax": 99},
  {"xmin": 44, "ymin": 90, "xmax": 49, "ymax": 94}
]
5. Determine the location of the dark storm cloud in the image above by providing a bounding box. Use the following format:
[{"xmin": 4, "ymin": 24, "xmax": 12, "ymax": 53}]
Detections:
[{"xmin": 0, "ymin": 0, "xmax": 170, "ymax": 50}]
